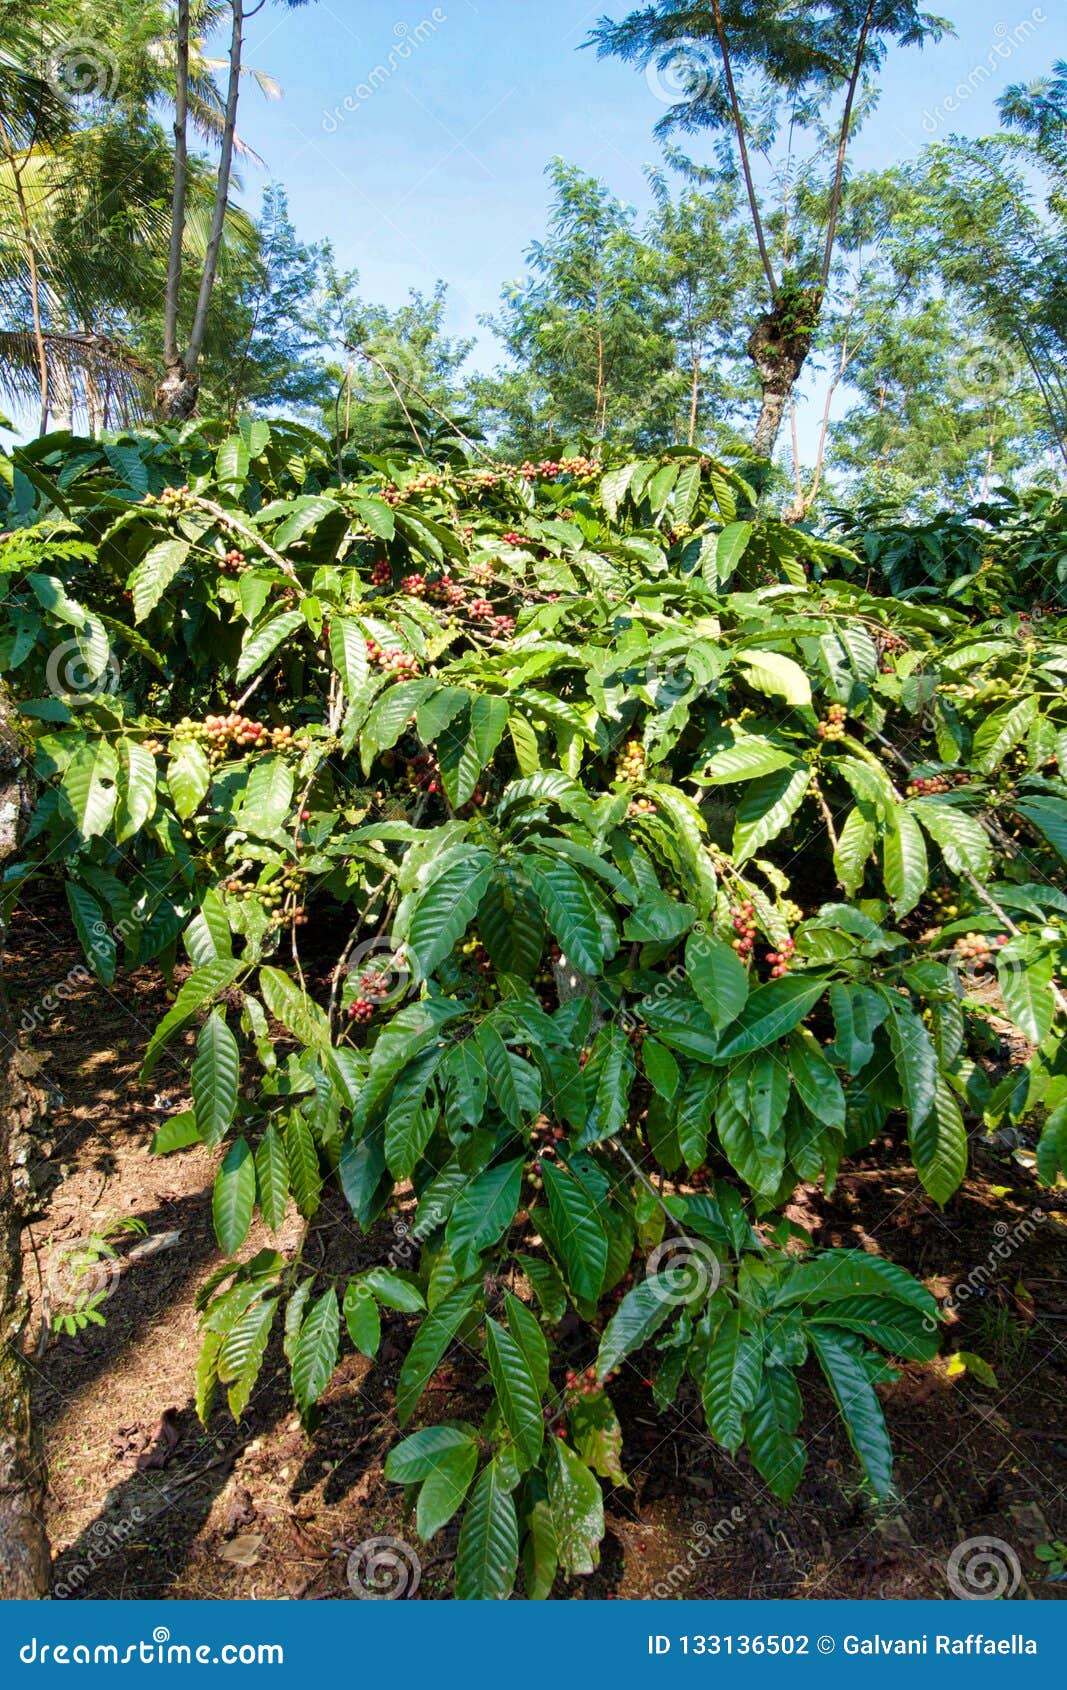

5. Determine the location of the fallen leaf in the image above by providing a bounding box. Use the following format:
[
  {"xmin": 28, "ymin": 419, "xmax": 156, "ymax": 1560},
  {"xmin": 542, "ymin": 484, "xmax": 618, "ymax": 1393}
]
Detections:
[
  {"xmin": 222, "ymin": 1484, "xmax": 256, "ymax": 1537},
  {"xmin": 136, "ymin": 1407, "xmax": 182, "ymax": 1471},
  {"xmin": 218, "ymin": 1533, "xmax": 265, "ymax": 1568}
]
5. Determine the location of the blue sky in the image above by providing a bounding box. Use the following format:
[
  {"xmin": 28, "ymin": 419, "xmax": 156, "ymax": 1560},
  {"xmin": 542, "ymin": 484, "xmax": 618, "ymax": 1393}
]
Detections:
[{"xmin": 229, "ymin": 0, "xmax": 1061, "ymax": 378}]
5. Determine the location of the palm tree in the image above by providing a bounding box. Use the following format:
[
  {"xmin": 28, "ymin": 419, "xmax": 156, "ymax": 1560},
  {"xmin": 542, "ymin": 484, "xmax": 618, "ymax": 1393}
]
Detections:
[
  {"xmin": 0, "ymin": 3, "xmax": 269, "ymax": 432},
  {"xmin": 159, "ymin": 0, "xmax": 312, "ymax": 419}
]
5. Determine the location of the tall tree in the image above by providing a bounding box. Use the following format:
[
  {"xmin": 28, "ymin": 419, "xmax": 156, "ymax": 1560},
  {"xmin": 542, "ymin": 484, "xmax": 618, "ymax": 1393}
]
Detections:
[
  {"xmin": 313, "ymin": 264, "xmax": 475, "ymax": 455},
  {"xmin": 478, "ymin": 159, "xmax": 673, "ymax": 450},
  {"xmin": 158, "ymin": 0, "xmax": 312, "ymax": 420},
  {"xmin": 647, "ymin": 164, "xmax": 761, "ymax": 446},
  {"xmin": 199, "ymin": 183, "xmax": 329, "ymax": 419},
  {"xmin": 589, "ymin": 0, "xmax": 948, "ymax": 463},
  {"xmin": 0, "ymin": 3, "xmax": 263, "ymax": 431}
]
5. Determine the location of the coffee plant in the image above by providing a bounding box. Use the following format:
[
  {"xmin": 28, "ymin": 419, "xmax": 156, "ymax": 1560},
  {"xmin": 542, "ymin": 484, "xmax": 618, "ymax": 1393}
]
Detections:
[{"xmin": 3, "ymin": 421, "xmax": 1066, "ymax": 1598}]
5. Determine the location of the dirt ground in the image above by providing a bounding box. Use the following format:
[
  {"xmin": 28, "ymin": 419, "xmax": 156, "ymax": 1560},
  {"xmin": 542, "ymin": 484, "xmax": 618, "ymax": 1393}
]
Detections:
[{"xmin": 8, "ymin": 888, "xmax": 1067, "ymax": 1602}]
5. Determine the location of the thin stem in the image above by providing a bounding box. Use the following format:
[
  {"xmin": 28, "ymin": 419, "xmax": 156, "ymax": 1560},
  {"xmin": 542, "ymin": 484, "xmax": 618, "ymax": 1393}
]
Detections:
[
  {"xmin": 709, "ymin": 0, "xmax": 776, "ymax": 295},
  {"xmin": 163, "ymin": 0, "xmax": 191, "ymax": 372},
  {"xmin": 820, "ymin": 0, "xmax": 876, "ymax": 293},
  {"xmin": 185, "ymin": 0, "xmax": 244, "ymax": 371}
]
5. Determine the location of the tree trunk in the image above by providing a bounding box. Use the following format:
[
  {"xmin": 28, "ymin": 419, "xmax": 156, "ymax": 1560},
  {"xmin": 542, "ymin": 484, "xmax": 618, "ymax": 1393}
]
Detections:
[
  {"xmin": 0, "ymin": 684, "xmax": 49, "ymax": 1598},
  {"xmin": 159, "ymin": 0, "xmax": 245, "ymax": 423},
  {"xmin": 160, "ymin": 0, "xmax": 192, "ymax": 419},
  {"xmin": 154, "ymin": 363, "xmax": 200, "ymax": 421},
  {"xmin": 747, "ymin": 293, "xmax": 819, "ymax": 461}
]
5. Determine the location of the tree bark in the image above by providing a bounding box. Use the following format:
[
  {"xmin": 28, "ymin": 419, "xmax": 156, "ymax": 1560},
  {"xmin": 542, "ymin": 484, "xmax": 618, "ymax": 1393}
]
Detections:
[
  {"xmin": 159, "ymin": 0, "xmax": 192, "ymax": 418},
  {"xmin": 747, "ymin": 301, "xmax": 816, "ymax": 460},
  {"xmin": 158, "ymin": 0, "xmax": 246, "ymax": 421},
  {"xmin": 0, "ymin": 684, "xmax": 49, "ymax": 1598},
  {"xmin": 186, "ymin": 0, "xmax": 244, "ymax": 370}
]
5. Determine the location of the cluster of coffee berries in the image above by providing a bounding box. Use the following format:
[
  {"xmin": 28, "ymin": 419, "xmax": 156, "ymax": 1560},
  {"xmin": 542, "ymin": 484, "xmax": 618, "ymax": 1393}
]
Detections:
[
  {"xmin": 401, "ymin": 573, "xmax": 427, "ymax": 597},
  {"xmin": 378, "ymin": 483, "xmax": 403, "ymax": 507},
  {"xmin": 628, "ymin": 797, "xmax": 658, "ymax": 818},
  {"xmin": 354, "ymin": 967, "xmax": 393, "ymax": 1005},
  {"xmin": 159, "ymin": 484, "xmax": 194, "ymax": 510},
  {"xmin": 459, "ymin": 935, "xmax": 492, "ymax": 972},
  {"xmin": 500, "ymin": 530, "xmax": 526, "ymax": 547},
  {"xmin": 405, "ymin": 472, "xmax": 444, "ymax": 494},
  {"xmin": 531, "ymin": 1115, "xmax": 566, "ymax": 1146},
  {"xmin": 765, "ymin": 936, "xmax": 796, "ymax": 979},
  {"xmin": 468, "ymin": 561, "xmax": 493, "ymax": 584},
  {"xmin": 223, "ymin": 865, "xmax": 302, "ymax": 910},
  {"xmin": 371, "ymin": 559, "xmax": 391, "ymax": 586},
  {"xmin": 347, "ymin": 997, "xmax": 376, "ymax": 1023},
  {"xmin": 469, "ymin": 597, "xmax": 495, "ymax": 621},
  {"xmin": 142, "ymin": 736, "xmax": 164, "ymax": 756},
  {"xmin": 219, "ymin": 547, "xmax": 248, "ymax": 575},
  {"xmin": 877, "ymin": 631, "xmax": 908, "ymax": 670},
  {"xmin": 517, "ymin": 456, "xmax": 601, "ymax": 482},
  {"xmin": 365, "ymin": 639, "xmax": 420, "ymax": 678},
  {"xmin": 427, "ymin": 574, "xmax": 467, "ymax": 606},
  {"xmin": 616, "ymin": 740, "xmax": 646, "ymax": 783},
  {"xmin": 907, "ymin": 773, "xmax": 952, "ymax": 796},
  {"xmin": 207, "ymin": 713, "xmax": 263, "ymax": 749},
  {"xmin": 406, "ymin": 752, "xmax": 442, "ymax": 795},
  {"xmin": 780, "ymin": 898, "xmax": 803, "ymax": 927},
  {"xmin": 816, "ymin": 703, "xmax": 847, "ymax": 741},
  {"xmin": 564, "ymin": 1366, "xmax": 611, "ymax": 1397},
  {"xmin": 955, "ymin": 931, "xmax": 1008, "ymax": 965},
  {"xmin": 175, "ymin": 711, "xmax": 272, "ymax": 760},
  {"xmin": 731, "ymin": 900, "xmax": 758, "ymax": 958}
]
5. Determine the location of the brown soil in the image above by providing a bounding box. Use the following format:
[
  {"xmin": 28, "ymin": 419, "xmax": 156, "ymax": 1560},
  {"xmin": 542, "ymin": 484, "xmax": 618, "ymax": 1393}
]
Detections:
[{"xmin": 8, "ymin": 890, "xmax": 1067, "ymax": 1602}]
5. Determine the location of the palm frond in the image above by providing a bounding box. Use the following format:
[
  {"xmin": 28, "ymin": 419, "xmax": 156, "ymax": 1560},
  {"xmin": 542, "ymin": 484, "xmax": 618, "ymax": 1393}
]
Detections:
[{"xmin": 0, "ymin": 326, "xmax": 154, "ymax": 427}]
